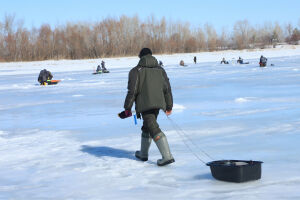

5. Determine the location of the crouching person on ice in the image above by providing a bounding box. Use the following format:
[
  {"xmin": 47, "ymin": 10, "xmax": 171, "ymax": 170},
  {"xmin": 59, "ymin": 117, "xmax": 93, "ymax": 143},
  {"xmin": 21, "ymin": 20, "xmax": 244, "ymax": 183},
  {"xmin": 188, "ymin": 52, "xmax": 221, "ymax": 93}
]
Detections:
[
  {"xmin": 119, "ymin": 48, "xmax": 175, "ymax": 166},
  {"xmin": 38, "ymin": 69, "xmax": 53, "ymax": 85}
]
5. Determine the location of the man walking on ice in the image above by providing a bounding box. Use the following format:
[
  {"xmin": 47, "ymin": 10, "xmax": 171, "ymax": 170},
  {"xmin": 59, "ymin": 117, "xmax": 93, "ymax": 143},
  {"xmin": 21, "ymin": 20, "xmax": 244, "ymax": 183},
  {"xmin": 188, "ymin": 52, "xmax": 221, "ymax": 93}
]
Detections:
[{"xmin": 119, "ymin": 48, "xmax": 175, "ymax": 166}]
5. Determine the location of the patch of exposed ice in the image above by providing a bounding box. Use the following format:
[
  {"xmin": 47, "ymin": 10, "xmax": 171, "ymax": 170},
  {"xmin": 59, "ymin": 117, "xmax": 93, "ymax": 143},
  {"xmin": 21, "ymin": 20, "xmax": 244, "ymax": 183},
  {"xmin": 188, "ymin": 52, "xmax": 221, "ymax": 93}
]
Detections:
[
  {"xmin": 234, "ymin": 97, "xmax": 257, "ymax": 103},
  {"xmin": 72, "ymin": 94, "xmax": 84, "ymax": 97},
  {"xmin": 173, "ymin": 104, "xmax": 186, "ymax": 112}
]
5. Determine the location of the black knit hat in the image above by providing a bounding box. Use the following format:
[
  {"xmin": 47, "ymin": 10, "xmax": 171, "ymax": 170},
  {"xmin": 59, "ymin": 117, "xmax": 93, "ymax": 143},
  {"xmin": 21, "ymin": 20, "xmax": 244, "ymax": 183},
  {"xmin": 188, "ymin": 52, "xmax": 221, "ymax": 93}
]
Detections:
[{"xmin": 138, "ymin": 48, "xmax": 152, "ymax": 58}]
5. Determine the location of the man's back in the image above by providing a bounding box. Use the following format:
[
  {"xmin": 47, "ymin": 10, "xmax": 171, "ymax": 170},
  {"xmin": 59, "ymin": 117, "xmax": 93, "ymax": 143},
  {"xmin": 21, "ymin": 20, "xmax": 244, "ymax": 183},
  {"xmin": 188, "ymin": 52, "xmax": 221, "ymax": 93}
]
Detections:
[
  {"xmin": 260, "ymin": 56, "xmax": 267, "ymax": 63},
  {"xmin": 38, "ymin": 69, "xmax": 52, "ymax": 83},
  {"xmin": 136, "ymin": 65, "xmax": 167, "ymax": 112},
  {"xmin": 124, "ymin": 54, "xmax": 173, "ymax": 113}
]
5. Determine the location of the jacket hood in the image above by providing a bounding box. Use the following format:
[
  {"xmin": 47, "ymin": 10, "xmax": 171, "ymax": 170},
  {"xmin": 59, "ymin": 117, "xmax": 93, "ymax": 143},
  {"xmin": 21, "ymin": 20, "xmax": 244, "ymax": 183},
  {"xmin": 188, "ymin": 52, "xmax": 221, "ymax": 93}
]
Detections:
[{"xmin": 138, "ymin": 54, "xmax": 158, "ymax": 68}]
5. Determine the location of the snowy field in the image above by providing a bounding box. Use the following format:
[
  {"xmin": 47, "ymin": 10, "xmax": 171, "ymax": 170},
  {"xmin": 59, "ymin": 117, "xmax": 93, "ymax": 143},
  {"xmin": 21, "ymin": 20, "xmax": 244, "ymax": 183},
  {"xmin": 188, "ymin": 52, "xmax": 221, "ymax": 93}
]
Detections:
[{"xmin": 1, "ymin": 46, "xmax": 300, "ymax": 200}]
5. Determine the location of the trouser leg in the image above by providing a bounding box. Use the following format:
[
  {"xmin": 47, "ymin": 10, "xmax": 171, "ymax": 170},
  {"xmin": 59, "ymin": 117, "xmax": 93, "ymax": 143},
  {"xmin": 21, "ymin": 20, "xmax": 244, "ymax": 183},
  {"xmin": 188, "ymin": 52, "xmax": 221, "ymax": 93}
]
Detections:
[{"xmin": 141, "ymin": 109, "xmax": 161, "ymax": 138}]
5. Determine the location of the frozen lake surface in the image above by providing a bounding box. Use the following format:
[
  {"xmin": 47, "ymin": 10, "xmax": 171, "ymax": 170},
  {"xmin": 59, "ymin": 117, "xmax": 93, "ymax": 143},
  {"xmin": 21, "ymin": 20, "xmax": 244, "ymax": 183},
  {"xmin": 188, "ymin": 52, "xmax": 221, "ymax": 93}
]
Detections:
[{"xmin": 1, "ymin": 46, "xmax": 300, "ymax": 199}]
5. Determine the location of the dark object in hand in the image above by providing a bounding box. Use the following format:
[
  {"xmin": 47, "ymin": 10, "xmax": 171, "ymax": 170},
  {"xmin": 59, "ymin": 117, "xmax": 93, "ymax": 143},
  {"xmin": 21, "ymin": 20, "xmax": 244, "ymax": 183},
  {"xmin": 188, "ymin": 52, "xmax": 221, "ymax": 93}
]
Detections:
[{"xmin": 118, "ymin": 110, "xmax": 132, "ymax": 119}]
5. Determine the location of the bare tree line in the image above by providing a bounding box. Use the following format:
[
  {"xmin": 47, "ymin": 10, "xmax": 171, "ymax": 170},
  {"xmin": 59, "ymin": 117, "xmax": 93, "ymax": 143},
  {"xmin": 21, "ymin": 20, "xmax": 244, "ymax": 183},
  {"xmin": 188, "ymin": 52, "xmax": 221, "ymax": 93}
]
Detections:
[{"xmin": 0, "ymin": 14, "xmax": 300, "ymax": 62}]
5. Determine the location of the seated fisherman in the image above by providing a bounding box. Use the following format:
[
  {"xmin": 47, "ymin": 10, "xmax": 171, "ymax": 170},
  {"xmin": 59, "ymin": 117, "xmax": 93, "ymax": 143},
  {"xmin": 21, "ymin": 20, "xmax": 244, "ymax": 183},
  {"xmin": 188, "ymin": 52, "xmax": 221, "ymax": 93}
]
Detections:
[
  {"xmin": 96, "ymin": 65, "xmax": 102, "ymax": 73},
  {"xmin": 237, "ymin": 57, "xmax": 244, "ymax": 64},
  {"xmin": 159, "ymin": 60, "xmax": 164, "ymax": 67},
  {"xmin": 38, "ymin": 69, "xmax": 53, "ymax": 85},
  {"xmin": 259, "ymin": 55, "xmax": 267, "ymax": 67},
  {"xmin": 220, "ymin": 58, "xmax": 229, "ymax": 64}
]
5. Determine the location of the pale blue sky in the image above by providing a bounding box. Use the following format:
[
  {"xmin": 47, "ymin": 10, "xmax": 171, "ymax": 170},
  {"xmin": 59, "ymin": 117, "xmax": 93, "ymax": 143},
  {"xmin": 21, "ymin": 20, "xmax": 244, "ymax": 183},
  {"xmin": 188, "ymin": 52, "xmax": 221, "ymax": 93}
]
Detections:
[{"xmin": 1, "ymin": 0, "xmax": 299, "ymax": 31}]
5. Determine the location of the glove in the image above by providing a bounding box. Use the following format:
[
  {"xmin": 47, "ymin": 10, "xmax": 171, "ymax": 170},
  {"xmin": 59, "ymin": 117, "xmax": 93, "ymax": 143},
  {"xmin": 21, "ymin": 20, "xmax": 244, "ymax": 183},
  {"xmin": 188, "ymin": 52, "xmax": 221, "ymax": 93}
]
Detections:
[
  {"xmin": 165, "ymin": 110, "xmax": 172, "ymax": 116},
  {"xmin": 118, "ymin": 110, "xmax": 132, "ymax": 119}
]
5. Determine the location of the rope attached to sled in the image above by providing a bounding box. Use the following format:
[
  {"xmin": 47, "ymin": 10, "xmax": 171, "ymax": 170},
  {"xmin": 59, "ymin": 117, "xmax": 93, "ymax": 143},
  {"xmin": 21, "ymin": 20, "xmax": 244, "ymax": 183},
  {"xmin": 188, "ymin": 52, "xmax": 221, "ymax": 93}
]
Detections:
[{"xmin": 166, "ymin": 115, "xmax": 215, "ymax": 164}]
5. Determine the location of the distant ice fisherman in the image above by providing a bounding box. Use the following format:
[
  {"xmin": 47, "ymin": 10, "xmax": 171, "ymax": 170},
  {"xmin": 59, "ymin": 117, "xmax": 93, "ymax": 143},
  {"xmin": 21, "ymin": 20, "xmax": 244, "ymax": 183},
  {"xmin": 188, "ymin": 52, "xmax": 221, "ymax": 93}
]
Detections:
[
  {"xmin": 259, "ymin": 55, "xmax": 268, "ymax": 67},
  {"xmin": 220, "ymin": 58, "xmax": 229, "ymax": 64},
  {"xmin": 38, "ymin": 69, "xmax": 53, "ymax": 85}
]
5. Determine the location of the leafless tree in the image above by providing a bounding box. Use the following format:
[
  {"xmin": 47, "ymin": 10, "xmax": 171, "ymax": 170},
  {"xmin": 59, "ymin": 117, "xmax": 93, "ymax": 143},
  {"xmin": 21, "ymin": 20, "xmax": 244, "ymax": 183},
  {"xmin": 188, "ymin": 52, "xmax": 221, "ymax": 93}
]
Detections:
[
  {"xmin": 205, "ymin": 23, "xmax": 217, "ymax": 51},
  {"xmin": 233, "ymin": 20, "xmax": 252, "ymax": 49}
]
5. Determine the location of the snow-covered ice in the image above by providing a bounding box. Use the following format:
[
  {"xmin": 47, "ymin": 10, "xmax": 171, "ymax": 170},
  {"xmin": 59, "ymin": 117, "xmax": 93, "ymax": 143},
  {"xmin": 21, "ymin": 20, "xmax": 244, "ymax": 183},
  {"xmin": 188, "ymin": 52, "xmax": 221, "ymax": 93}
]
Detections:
[{"xmin": 1, "ymin": 46, "xmax": 300, "ymax": 199}]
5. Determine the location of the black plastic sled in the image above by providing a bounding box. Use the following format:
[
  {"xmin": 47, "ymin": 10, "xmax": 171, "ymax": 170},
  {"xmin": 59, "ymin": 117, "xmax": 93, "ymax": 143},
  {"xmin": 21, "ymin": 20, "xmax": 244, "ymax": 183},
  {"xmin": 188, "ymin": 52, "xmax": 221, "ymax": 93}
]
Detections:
[
  {"xmin": 92, "ymin": 70, "xmax": 109, "ymax": 74},
  {"xmin": 221, "ymin": 62, "xmax": 229, "ymax": 64},
  {"xmin": 206, "ymin": 160, "xmax": 263, "ymax": 183}
]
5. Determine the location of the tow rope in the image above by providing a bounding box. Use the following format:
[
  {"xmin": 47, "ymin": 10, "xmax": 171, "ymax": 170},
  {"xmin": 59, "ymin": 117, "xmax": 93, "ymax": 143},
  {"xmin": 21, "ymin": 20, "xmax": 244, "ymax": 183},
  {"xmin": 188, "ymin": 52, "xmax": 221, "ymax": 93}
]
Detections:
[{"xmin": 166, "ymin": 115, "xmax": 215, "ymax": 164}]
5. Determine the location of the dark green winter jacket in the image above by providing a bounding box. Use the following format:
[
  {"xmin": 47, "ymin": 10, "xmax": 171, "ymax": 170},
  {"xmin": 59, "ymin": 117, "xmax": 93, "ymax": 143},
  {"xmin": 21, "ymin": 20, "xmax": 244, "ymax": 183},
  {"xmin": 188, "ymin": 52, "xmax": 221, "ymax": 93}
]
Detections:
[{"xmin": 124, "ymin": 54, "xmax": 173, "ymax": 113}]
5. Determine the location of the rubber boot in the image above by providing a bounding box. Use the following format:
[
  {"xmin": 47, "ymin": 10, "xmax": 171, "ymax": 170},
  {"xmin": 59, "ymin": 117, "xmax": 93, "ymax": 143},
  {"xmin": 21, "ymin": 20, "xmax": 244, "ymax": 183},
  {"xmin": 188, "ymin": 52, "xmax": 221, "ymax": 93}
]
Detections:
[
  {"xmin": 154, "ymin": 132, "xmax": 175, "ymax": 166},
  {"xmin": 135, "ymin": 132, "xmax": 152, "ymax": 161}
]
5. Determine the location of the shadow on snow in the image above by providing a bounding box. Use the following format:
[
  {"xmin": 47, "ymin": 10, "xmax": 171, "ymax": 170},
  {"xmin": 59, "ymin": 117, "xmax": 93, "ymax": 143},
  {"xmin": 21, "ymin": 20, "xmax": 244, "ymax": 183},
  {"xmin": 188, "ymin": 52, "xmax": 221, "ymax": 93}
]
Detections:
[
  {"xmin": 194, "ymin": 173, "xmax": 214, "ymax": 180},
  {"xmin": 81, "ymin": 145, "xmax": 136, "ymax": 160}
]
